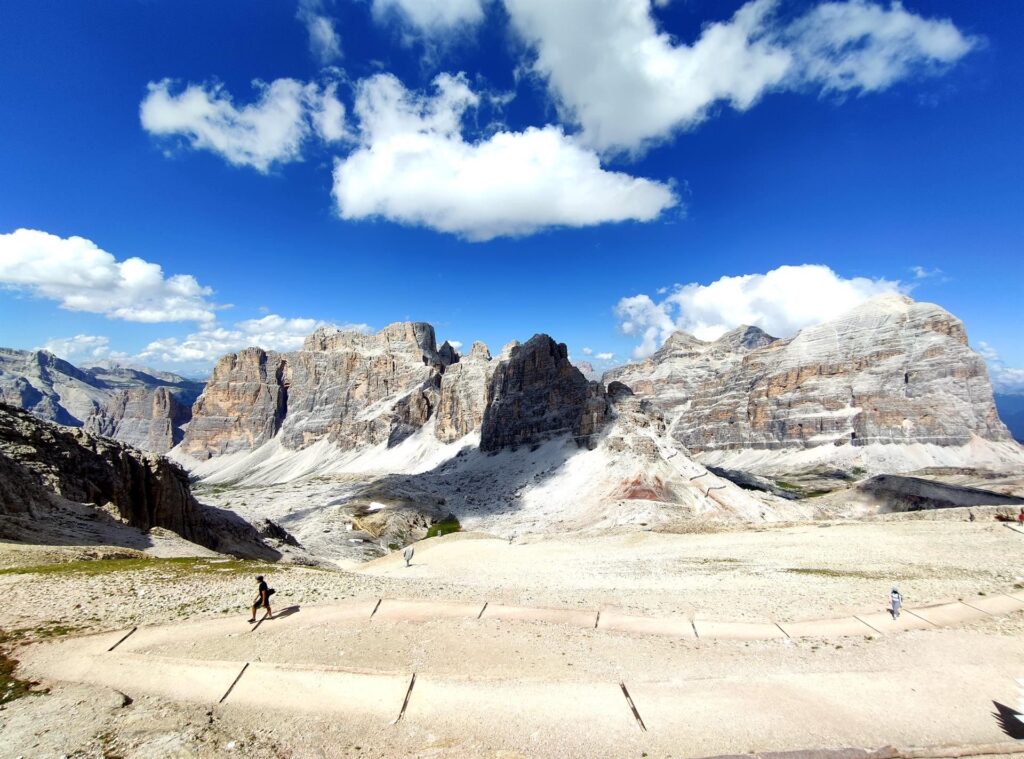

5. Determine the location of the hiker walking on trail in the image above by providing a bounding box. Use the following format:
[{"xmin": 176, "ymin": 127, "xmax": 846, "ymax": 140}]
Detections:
[
  {"xmin": 1018, "ymin": 508, "xmax": 1024, "ymax": 525},
  {"xmin": 249, "ymin": 575, "xmax": 274, "ymax": 623},
  {"xmin": 889, "ymin": 586, "xmax": 903, "ymax": 620}
]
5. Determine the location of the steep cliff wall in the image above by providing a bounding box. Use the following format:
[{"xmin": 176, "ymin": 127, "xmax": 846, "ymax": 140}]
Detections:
[{"xmin": 606, "ymin": 295, "xmax": 1012, "ymax": 454}]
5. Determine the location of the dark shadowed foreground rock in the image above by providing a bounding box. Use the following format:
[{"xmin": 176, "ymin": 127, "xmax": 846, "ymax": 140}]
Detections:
[{"xmin": 0, "ymin": 403, "xmax": 278, "ymax": 558}]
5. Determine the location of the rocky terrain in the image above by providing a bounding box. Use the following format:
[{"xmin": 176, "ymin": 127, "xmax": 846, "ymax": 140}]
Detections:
[
  {"xmin": 606, "ymin": 294, "xmax": 1018, "ymax": 473},
  {"xmin": 0, "ymin": 403, "xmax": 281, "ymax": 559},
  {"xmin": 0, "ymin": 348, "xmax": 203, "ymax": 452}
]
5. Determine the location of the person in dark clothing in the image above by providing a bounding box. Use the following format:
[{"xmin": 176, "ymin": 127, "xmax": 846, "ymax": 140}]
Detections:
[{"xmin": 249, "ymin": 575, "xmax": 272, "ymax": 623}]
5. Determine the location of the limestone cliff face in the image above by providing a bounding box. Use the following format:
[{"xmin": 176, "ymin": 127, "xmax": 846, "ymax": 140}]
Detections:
[
  {"xmin": 85, "ymin": 386, "xmax": 193, "ymax": 453},
  {"xmin": 435, "ymin": 341, "xmax": 493, "ymax": 443},
  {"xmin": 180, "ymin": 323, "xmax": 445, "ymax": 459},
  {"xmin": 480, "ymin": 335, "xmax": 608, "ymax": 451},
  {"xmin": 181, "ymin": 348, "xmax": 288, "ymax": 459},
  {"xmin": 605, "ymin": 295, "xmax": 1012, "ymax": 453},
  {"xmin": 0, "ymin": 348, "xmax": 110, "ymax": 426}
]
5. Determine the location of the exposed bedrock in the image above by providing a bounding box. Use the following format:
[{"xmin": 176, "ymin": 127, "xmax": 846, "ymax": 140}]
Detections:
[
  {"xmin": 480, "ymin": 335, "xmax": 608, "ymax": 452},
  {"xmin": 0, "ymin": 403, "xmax": 278, "ymax": 557},
  {"xmin": 605, "ymin": 295, "xmax": 1012, "ymax": 454}
]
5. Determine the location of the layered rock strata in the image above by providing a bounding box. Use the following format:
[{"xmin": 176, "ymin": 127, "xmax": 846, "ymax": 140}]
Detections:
[
  {"xmin": 181, "ymin": 323, "xmax": 449, "ymax": 459},
  {"xmin": 85, "ymin": 386, "xmax": 194, "ymax": 453},
  {"xmin": 435, "ymin": 342, "xmax": 493, "ymax": 443},
  {"xmin": 606, "ymin": 295, "xmax": 1012, "ymax": 453}
]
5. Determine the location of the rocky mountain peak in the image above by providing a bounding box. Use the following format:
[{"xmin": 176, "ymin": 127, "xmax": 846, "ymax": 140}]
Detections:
[
  {"xmin": 480, "ymin": 334, "xmax": 608, "ymax": 452},
  {"xmin": 438, "ymin": 340, "xmax": 460, "ymax": 367},
  {"xmin": 607, "ymin": 295, "xmax": 1011, "ymax": 462},
  {"xmin": 468, "ymin": 341, "xmax": 491, "ymax": 361},
  {"xmin": 712, "ymin": 324, "xmax": 777, "ymax": 351}
]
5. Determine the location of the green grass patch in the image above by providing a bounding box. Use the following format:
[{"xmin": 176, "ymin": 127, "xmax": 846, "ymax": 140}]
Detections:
[
  {"xmin": 785, "ymin": 567, "xmax": 887, "ymax": 580},
  {"xmin": 0, "ymin": 556, "xmax": 286, "ymax": 578},
  {"xmin": 0, "ymin": 629, "xmax": 43, "ymax": 705},
  {"xmin": 426, "ymin": 515, "xmax": 462, "ymax": 539},
  {"xmin": 774, "ymin": 480, "xmax": 802, "ymax": 492}
]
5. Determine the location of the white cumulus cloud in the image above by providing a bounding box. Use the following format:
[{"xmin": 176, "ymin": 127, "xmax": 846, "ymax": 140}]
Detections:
[
  {"xmin": 977, "ymin": 342, "xmax": 1024, "ymax": 395},
  {"xmin": 140, "ymin": 77, "xmax": 347, "ymax": 172},
  {"xmin": 505, "ymin": 0, "xmax": 977, "ymax": 153},
  {"xmin": 0, "ymin": 228, "xmax": 219, "ymax": 323},
  {"xmin": 40, "ymin": 335, "xmax": 124, "ymax": 364},
  {"xmin": 594, "ymin": 352, "xmax": 615, "ymax": 361},
  {"xmin": 372, "ymin": 0, "xmax": 485, "ymax": 32},
  {"xmin": 298, "ymin": 0, "xmax": 343, "ymax": 64},
  {"xmin": 138, "ymin": 314, "xmax": 372, "ymax": 365},
  {"xmin": 331, "ymin": 73, "xmax": 677, "ymax": 240},
  {"xmin": 615, "ymin": 263, "xmax": 903, "ymax": 357}
]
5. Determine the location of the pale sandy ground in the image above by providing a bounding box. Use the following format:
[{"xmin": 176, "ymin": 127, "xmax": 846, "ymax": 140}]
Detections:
[{"xmin": 2, "ymin": 518, "xmax": 1024, "ymax": 758}]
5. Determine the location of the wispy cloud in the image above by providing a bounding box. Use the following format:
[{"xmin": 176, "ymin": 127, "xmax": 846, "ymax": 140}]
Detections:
[{"xmin": 297, "ymin": 0, "xmax": 343, "ymax": 64}]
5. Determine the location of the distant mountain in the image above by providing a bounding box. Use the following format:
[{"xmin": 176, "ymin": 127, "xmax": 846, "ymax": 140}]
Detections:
[
  {"xmin": 995, "ymin": 393, "xmax": 1024, "ymax": 442},
  {"xmin": 604, "ymin": 294, "xmax": 1021, "ymax": 474},
  {"xmin": 0, "ymin": 348, "xmax": 204, "ymax": 453}
]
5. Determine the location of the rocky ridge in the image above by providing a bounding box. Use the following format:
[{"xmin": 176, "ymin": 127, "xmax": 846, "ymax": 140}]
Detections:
[
  {"xmin": 0, "ymin": 403, "xmax": 278, "ymax": 558},
  {"xmin": 180, "ymin": 323, "xmax": 611, "ymax": 461},
  {"xmin": 605, "ymin": 295, "xmax": 1012, "ymax": 458},
  {"xmin": 0, "ymin": 348, "xmax": 203, "ymax": 453}
]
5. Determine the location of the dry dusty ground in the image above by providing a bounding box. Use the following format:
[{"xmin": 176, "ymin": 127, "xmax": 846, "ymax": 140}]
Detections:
[{"xmin": 1, "ymin": 517, "xmax": 1023, "ymax": 758}]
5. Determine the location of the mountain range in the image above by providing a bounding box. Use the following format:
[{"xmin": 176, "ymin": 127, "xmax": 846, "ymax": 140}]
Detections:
[{"xmin": 2, "ymin": 294, "xmax": 1022, "ymax": 559}]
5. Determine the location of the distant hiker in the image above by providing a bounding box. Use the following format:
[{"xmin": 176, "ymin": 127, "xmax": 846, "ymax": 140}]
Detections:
[
  {"xmin": 403, "ymin": 546, "xmax": 414, "ymax": 567},
  {"xmin": 249, "ymin": 575, "xmax": 274, "ymax": 623},
  {"xmin": 968, "ymin": 510, "xmax": 975, "ymax": 522},
  {"xmin": 1018, "ymin": 508, "xmax": 1024, "ymax": 525},
  {"xmin": 889, "ymin": 586, "xmax": 903, "ymax": 620}
]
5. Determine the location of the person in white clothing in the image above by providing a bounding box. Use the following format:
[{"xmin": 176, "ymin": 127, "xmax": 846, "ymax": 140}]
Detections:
[{"xmin": 889, "ymin": 586, "xmax": 903, "ymax": 619}]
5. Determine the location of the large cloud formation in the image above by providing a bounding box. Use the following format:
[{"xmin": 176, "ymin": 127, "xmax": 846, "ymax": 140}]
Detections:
[
  {"xmin": 0, "ymin": 228, "xmax": 219, "ymax": 323},
  {"xmin": 137, "ymin": 0, "xmax": 977, "ymax": 238},
  {"xmin": 506, "ymin": 0, "xmax": 977, "ymax": 153},
  {"xmin": 140, "ymin": 78, "xmax": 346, "ymax": 172},
  {"xmin": 331, "ymin": 73, "xmax": 678, "ymax": 240},
  {"xmin": 616, "ymin": 263, "xmax": 903, "ymax": 357}
]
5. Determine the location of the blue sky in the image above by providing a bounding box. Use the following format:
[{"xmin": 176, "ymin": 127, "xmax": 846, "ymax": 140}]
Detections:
[{"xmin": 0, "ymin": 0, "xmax": 1021, "ymax": 390}]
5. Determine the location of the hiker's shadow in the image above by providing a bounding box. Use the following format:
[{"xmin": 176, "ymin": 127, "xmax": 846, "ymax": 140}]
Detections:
[
  {"xmin": 992, "ymin": 701, "xmax": 1024, "ymax": 739},
  {"xmin": 274, "ymin": 606, "xmax": 301, "ymax": 620}
]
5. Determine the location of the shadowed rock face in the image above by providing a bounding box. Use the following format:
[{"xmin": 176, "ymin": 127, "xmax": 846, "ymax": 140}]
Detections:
[
  {"xmin": 480, "ymin": 335, "xmax": 608, "ymax": 452},
  {"xmin": 606, "ymin": 295, "xmax": 1012, "ymax": 453},
  {"xmin": 0, "ymin": 403, "xmax": 279, "ymax": 558},
  {"xmin": 0, "ymin": 402, "xmax": 204, "ymax": 540}
]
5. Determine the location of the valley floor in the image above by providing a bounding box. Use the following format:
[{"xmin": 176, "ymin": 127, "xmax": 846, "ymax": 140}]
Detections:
[{"xmin": 1, "ymin": 517, "xmax": 1023, "ymax": 758}]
